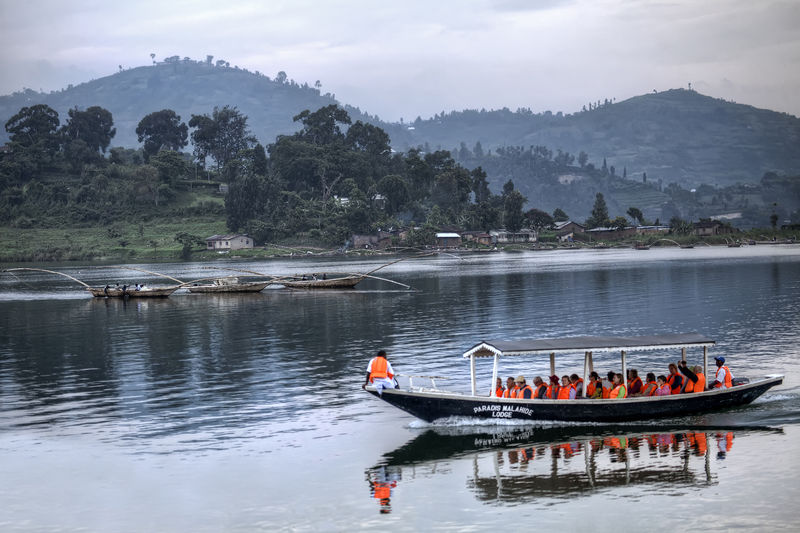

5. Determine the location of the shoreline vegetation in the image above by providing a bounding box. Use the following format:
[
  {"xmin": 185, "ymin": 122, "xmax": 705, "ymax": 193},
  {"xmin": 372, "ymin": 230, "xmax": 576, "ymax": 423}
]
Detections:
[{"xmin": 1, "ymin": 222, "xmax": 795, "ymax": 264}]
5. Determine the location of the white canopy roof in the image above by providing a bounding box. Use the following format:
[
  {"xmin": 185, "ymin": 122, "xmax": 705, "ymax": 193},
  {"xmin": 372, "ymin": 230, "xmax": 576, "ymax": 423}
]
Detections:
[{"xmin": 462, "ymin": 333, "xmax": 714, "ymax": 358}]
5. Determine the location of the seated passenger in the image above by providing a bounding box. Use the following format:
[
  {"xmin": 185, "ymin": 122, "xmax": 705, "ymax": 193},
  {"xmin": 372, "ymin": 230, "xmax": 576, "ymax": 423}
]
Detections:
[
  {"xmin": 677, "ymin": 360, "xmax": 699, "ymax": 393},
  {"xmin": 494, "ymin": 377, "xmax": 504, "ymax": 397},
  {"xmin": 603, "ymin": 371, "xmax": 616, "ymax": 398},
  {"xmin": 667, "ymin": 363, "xmax": 684, "ymax": 394},
  {"xmin": 557, "ymin": 375, "xmax": 573, "ymax": 399},
  {"xmin": 586, "ymin": 372, "xmax": 604, "ymax": 399},
  {"xmin": 692, "ymin": 366, "xmax": 706, "ymax": 392},
  {"xmin": 532, "ymin": 376, "xmax": 548, "ymax": 399},
  {"xmin": 515, "ymin": 375, "xmax": 534, "ymax": 399},
  {"xmin": 546, "ymin": 375, "xmax": 560, "ymax": 399},
  {"xmin": 655, "ymin": 375, "xmax": 671, "ymax": 396},
  {"xmin": 503, "ymin": 376, "xmax": 518, "ymax": 398},
  {"xmin": 627, "ymin": 369, "xmax": 643, "ymax": 395},
  {"xmin": 570, "ymin": 373, "xmax": 584, "ymax": 398},
  {"xmin": 640, "ymin": 372, "xmax": 658, "ymax": 396},
  {"xmin": 609, "ymin": 373, "xmax": 627, "ymax": 399}
]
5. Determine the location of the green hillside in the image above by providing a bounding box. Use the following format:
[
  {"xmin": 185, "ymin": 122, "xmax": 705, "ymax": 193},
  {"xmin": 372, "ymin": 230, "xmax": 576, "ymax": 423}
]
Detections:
[
  {"xmin": 387, "ymin": 89, "xmax": 800, "ymax": 189},
  {"xmin": 0, "ymin": 59, "xmax": 374, "ymax": 149}
]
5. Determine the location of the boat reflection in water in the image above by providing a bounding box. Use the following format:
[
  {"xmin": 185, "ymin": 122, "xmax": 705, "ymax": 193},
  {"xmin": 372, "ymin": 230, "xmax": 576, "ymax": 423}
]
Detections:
[{"xmin": 366, "ymin": 425, "xmax": 779, "ymax": 512}]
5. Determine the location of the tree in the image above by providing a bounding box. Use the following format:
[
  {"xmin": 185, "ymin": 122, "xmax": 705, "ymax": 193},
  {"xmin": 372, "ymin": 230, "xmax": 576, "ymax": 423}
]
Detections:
[
  {"xmin": 150, "ymin": 150, "xmax": 188, "ymax": 186},
  {"xmin": 4, "ymin": 104, "xmax": 61, "ymax": 176},
  {"xmin": 626, "ymin": 207, "xmax": 644, "ymax": 226},
  {"xmin": 377, "ymin": 174, "xmax": 410, "ymax": 215},
  {"xmin": 552, "ymin": 208, "xmax": 569, "ymax": 222},
  {"xmin": 525, "ymin": 208, "xmax": 554, "ymax": 231},
  {"xmin": 174, "ymin": 232, "xmax": 204, "ymax": 259},
  {"xmin": 136, "ymin": 109, "xmax": 188, "ymax": 161},
  {"xmin": 578, "ymin": 151, "xmax": 588, "ymax": 168},
  {"xmin": 294, "ymin": 105, "xmax": 351, "ymax": 146},
  {"xmin": 770, "ymin": 213, "xmax": 779, "ymax": 229},
  {"xmin": 587, "ymin": 192, "xmax": 609, "ymax": 228},
  {"xmin": 471, "ymin": 166, "xmax": 490, "ymax": 204},
  {"xmin": 610, "ymin": 216, "xmax": 628, "ymax": 231},
  {"xmin": 189, "ymin": 106, "xmax": 255, "ymax": 177},
  {"xmin": 62, "ymin": 106, "xmax": 116, "ymax": 153},
  {"xmin": 503, "ymin": 190, "xmax": 527, "ymax": 232},
  {"xmin": 5, "ymin": 104, "xmax": 60, "ymax": 148}
]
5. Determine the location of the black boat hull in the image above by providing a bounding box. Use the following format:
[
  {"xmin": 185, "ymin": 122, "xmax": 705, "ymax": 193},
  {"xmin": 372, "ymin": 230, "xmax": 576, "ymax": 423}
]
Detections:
[{"xmin": 367, "ymin": 376, "xmax": 783, "ymax": 423}]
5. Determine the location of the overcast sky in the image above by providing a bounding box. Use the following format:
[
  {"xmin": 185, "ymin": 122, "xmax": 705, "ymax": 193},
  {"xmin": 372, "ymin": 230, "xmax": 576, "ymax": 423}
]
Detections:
[{"xmin": 1, "ymin": 0, "xmax": 798, "ymax": 121}]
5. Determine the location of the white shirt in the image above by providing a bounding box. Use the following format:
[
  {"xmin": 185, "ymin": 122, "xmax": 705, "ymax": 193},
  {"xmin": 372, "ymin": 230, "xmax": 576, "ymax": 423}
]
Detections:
[{"xmin": 715, "ymin": 366, "xmax": 728, "ymax": 388}]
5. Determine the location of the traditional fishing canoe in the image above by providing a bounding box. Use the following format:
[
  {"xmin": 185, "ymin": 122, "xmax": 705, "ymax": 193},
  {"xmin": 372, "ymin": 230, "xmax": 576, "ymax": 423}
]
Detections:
[
  {"xmin": 187, "ymin": 277, "xmax": 271, "ymax": 293},
  {"xmin": 365, "ymin": 333, "xmax": 783, "ymax": 423},
  {"xmin": 280, "ymin": 275, "xmax": 363, "ymax": 289},
  {"xmin": 87, "ymin": 286, "xmax": 178, "ymax": 298}
]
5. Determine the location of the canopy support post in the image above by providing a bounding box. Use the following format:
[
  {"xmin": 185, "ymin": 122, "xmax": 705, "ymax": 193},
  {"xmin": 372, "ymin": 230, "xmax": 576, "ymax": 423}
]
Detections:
[
  {"xmin": 470, "ymin": 353, "xmax": 477, "ymax": 397},
  {"xmin": 621, "ymin": 350, "xmax": 628, "ymax": 390},
  {"xmin": 703, "ymin": 345, "xmax": 708, "ymax": 387},
  {"xmin": 588, "ymin": 351, "xmax": 594, "ymax": 373},
  {"xmin": 490, "ymin": 354, "xmax": 499, "ymax": 397},
  {"xmin": 549, "ymin": 352, "xmax": 556, "ymax": 377},
  {"xmin": 583, "ymin": 352, "xmax": 590, "ymax": 398},
  {"xmin": 681, "ymin": 347, "xmax": 686, "ymax": 362}
]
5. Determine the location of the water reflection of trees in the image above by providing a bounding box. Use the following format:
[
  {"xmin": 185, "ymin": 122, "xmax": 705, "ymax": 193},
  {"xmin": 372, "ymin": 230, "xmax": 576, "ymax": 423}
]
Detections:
[{"xmin": 368, "ymin": 426, "xmax": 780, "ymax": 511}]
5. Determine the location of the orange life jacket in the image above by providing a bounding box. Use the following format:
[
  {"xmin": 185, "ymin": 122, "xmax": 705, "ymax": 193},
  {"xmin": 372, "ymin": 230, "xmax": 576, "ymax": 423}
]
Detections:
[
  {"xmin": 628, "ymin": 377, "xmax": 643, "ymax": 394},
  {"xmin": 369, "ymin": 356, "xmax": 393, "ymax": 382},
  {"xmin": 495, "ymin": 386, "xmax": 504, "ymax": 397},
  {"xmin": 573, "ymin": 378, "xmax": 584, "ymax": 397},
  {"xmin": 694, "ymin": 373, "xmax": 706, "ymax": 392},
  {"xmin": 557, "ymin": 383, "xmax": 574, "ymax": 399},
  {"xmin": 602, "ymin": 384, "xmax": 610, "ymax": 399},
  {"xmin": 714, "ymin": 366, "xmax": 732, "ymax": 388},
  {"xmin": 546, "ymin": 384, "xmax": 560, "ymax": 399},
  {"xmin": 517, "ymin": 385, "xmax": 533, "ymax": 399},
  {"xmin": 641, "ymin": 381, "xmax": 657, "ymax": 396},
  {"xmin": 534, "ymin": 383, "xmax": 547, "ymax": 399},
  {"xmin": 586, "ymin": 381, "xmax": 598, "ymax": 397},
  {"xmin": 504, "ymin": 386, "xmax": 519, "ymax": 398},
  {"xmin": 610, "ymin": 384, "xmax": 627, "ymax": 399},
  {"xmin": 667, "ymin": 372, "xmax": 683, "ymax": 392}
]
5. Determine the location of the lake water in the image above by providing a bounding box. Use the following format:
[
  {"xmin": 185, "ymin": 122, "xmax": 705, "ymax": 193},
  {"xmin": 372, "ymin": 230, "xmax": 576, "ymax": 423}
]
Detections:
[{"xmin": 1, "ymin": 246, "xmax": 799, "ymax": 531}]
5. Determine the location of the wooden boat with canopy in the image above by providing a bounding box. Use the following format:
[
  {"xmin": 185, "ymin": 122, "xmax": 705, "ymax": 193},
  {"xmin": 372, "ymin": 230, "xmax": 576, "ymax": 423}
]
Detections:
[{"xmin": 365, "ymin": 333, "xmax": 783, "ymax": 423}]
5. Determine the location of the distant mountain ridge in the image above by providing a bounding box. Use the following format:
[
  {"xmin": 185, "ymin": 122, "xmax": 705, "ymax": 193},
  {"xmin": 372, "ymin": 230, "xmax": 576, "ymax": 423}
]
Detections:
[{"xmin": 2, "ymin": 61, "xmax": 799, "ymax": 192}]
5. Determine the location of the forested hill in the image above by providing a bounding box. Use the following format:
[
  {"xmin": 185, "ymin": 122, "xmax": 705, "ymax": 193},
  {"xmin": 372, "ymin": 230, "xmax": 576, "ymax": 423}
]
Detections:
[
  {"xmin": 0, "ymin": 59, "xmax": 377, "ymax": 149},
  {"xmin": 2, "ymin": 61, "xmax": 799, "ymax": 190},
  {"xmin": 387, "ymin": 89, "xmax": 800, "ymax": 188}
]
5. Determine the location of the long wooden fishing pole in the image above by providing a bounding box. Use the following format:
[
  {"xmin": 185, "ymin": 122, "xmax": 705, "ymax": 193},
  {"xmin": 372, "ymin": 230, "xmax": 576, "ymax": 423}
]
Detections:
[
  {"xmin": 3, "ymin": 267, "xmax": 92, "ymax": 288},
  {"xmin": 95, "ymin": 265, "xmax": 185, "ymax": 284}
]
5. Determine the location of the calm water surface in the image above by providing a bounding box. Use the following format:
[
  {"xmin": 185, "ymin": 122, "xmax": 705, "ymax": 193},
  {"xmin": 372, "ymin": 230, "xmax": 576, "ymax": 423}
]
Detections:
[{"xmin": 1, "ymin": 246, "xmax": 799, "ymax": 531}]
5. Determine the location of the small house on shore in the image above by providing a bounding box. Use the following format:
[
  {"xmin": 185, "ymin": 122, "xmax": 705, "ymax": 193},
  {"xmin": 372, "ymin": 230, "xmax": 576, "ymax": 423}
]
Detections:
[
  {"xmin": 205, "ymin": 234, "xmax": 254, "ymax": 251},
  {"xmin": 435, "ymin": 232, "xmax": 462, "ymax": 248}
]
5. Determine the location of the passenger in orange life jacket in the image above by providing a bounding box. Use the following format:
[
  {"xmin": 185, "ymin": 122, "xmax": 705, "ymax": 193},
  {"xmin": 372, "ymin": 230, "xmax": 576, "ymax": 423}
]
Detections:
[
  {"xmin": 603, "ymin": 371, "xmax": 616, "ymax": 399},
  {"xmin": 627, "ymin": 369, "xmax": 643, "ymax": 395},
  {"xmin": 532, "ymin": 376, "xmax": 548, "ymax": 399},
  {"xmin": 557, "ymin": 375, "xmax": 573, "ymax": 399},
  {"xmin": 363, "ymin": 350, "xmax": 397, "ymax": 395},
  {"xmin": 546, "ymin": 375, "xmax": 561, "ymax": 399},
  {"xmin": 677, "ymin": 360, "xmax": 699, "ymax": 393},
  {"xmin": 493, "ymin": 377, "xmax": 504, "ymax": 398},
  {"xmin": 570, "ymin": 373, "xmax": 584, "ymax": 398},
  {"xmin": 667, "ymin": 363, "xmax": 684, "ymax": 394},
  {"xmin": 640, "ymin": 372, "xmax": 658, "ymax": 396},
  {"xmin": 692, "ymin": 365, "xmax": 706, "ymax": 392},
  {"xmin": 503, "ymin": 376, "xmax": 518, "ymax": 398},
  {"xmin": 515, "ymin": 375, "xmax": 534, "ymax": 399},
  {"xmin": 713, "ymin": 357, "xmax": 733, "ymax": 389},
  {"xmin": 609, "ymin": 373, "xmax": 627, "ymax": 399},
  {"xmin": 586, "ymin": 372, "xmax": 603, "ymax": 399}
]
